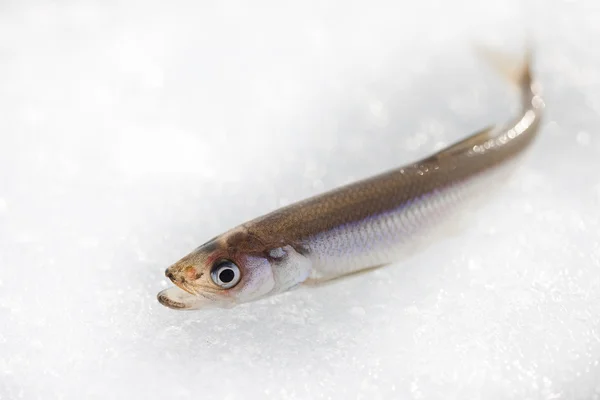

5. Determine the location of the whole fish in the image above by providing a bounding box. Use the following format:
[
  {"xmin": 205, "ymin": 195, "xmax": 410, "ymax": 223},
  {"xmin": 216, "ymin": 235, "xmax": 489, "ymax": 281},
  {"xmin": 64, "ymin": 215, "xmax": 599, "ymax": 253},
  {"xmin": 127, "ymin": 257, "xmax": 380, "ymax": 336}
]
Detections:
[{"xmin": 157, "ymin": 50, "xmax": 544, "ymax": 310}]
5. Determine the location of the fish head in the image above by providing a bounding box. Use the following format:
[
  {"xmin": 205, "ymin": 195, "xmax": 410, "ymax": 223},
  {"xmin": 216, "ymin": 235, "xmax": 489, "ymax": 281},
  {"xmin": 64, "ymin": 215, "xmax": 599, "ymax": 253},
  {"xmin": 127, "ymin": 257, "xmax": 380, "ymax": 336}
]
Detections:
[{"xmin": 157, "ymin": 228, "xmax": 311, "ymax": 310}]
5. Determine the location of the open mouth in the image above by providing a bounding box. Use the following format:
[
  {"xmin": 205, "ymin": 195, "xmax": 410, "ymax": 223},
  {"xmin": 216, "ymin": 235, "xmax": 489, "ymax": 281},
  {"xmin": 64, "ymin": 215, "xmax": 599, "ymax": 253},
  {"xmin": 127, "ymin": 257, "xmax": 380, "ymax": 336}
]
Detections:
[
  {"xmin": 158, "ymin": 279, "xmax": 222, "ymax": 310},
  {"xmin": 156, "ymin": 286, "xmax": 197, "ymax": 310},
  {"xmin": 157, "ymin": 284, "xmax": 234, "ymax": 310},
  {"xmin": 158, "ymin": 271, "xmax": 232, "ymax": 310},
  {"xmin": 173, "ymin": 280, "xmax": 196, "ymax": 296},
  {"xmin": 157, "ymin": 270, "xmax": 204, "ymax": 309}
]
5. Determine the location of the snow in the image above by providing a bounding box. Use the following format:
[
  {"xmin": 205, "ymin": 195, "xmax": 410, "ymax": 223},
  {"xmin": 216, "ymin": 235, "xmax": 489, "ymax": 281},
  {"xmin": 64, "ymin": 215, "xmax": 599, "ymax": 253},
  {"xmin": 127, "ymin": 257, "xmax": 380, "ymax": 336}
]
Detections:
[{"xmin": 1, "ymin": 0, "xmax": 599, "ymax": 398}]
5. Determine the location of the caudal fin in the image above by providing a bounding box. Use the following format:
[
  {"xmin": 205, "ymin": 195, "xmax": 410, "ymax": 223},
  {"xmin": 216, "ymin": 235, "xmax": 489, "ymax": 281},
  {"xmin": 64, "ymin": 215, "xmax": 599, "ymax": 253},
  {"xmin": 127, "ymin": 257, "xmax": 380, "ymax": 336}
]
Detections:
[
  {"xmin": 475, "ymin": 45, "xmax": 533, "ymax": 91},
  {"xmin": 475, "ymin": 44, "xmax": 542, "ymax": 112}
]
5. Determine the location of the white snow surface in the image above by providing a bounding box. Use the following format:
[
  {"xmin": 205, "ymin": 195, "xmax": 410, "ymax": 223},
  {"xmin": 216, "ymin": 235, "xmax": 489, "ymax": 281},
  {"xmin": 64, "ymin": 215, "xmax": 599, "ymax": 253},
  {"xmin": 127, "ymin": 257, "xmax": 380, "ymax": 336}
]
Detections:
[{"xmin": 1, "ymin": 0, "xmax": 599, "ymax": 399}]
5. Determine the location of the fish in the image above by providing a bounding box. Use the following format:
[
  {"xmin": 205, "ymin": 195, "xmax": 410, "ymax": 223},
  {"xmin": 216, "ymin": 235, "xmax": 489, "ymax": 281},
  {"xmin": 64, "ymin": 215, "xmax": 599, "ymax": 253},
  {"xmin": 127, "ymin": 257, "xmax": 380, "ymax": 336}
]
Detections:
[{"xmin": 157, "ymin": 49, "xmax": 544, "ymax": 310}]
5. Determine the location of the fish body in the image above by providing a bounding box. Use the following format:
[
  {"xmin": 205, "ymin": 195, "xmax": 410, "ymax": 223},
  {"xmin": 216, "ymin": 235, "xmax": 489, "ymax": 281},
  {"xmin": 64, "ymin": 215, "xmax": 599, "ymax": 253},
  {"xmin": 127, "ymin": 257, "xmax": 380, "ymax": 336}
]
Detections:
[{"xmin": 158, "ymin": 50, "xmax": 544, "ymax": 310}]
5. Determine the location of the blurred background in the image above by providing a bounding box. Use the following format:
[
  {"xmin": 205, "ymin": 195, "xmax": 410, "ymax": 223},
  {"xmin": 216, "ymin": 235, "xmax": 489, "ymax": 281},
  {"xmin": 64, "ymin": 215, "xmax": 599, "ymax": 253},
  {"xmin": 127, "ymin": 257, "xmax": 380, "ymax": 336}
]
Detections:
[{"xmin": 1, "ymin": 0, "xmax": 599, "ymax": 398}]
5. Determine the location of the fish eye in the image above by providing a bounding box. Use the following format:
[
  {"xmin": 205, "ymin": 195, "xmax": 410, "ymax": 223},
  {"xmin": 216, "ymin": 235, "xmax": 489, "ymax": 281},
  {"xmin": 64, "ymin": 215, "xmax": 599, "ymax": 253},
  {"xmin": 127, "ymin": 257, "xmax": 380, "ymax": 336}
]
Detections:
[{"xmin": 210, "ymin": 260, "xmax": 241, "ymax": 289}]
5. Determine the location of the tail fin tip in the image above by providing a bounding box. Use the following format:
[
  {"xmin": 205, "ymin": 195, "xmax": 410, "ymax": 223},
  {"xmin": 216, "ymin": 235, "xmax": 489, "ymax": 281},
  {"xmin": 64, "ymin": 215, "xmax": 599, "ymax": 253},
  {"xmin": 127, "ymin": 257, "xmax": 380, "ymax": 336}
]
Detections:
[{"xmin": 475, "ymin": 45, "xmax": 533, "ymax": 89}]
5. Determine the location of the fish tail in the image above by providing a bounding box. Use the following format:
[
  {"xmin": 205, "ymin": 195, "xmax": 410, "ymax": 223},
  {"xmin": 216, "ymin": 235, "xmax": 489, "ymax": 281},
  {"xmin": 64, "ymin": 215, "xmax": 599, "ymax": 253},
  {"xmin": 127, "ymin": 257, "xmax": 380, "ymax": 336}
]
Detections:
[{"xmin": 475, "ymin": 45, "xmax": 536, "ymax": 107}]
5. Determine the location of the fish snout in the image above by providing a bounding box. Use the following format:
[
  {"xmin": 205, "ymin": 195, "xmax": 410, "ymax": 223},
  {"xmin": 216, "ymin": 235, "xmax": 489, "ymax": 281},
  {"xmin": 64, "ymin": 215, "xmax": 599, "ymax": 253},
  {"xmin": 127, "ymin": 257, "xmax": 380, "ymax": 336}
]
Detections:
[
  {"xmin": 166, "ymin": 262, "xmax": 205, "ymax": 284},
  {"xmin": 165, "ymin": 268, "xmax": 176, "ymax": 282},
  {"xmin": 164, "ymin": 264, "xmax": 199, "ymax": 296}
]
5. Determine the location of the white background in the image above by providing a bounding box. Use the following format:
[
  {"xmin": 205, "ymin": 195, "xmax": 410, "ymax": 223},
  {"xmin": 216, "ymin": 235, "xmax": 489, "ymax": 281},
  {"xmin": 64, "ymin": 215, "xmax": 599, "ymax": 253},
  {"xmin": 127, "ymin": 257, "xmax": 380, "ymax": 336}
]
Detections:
[{"xmin": 1, "ymin": 0, "xmax": 599, "ymax": 398}]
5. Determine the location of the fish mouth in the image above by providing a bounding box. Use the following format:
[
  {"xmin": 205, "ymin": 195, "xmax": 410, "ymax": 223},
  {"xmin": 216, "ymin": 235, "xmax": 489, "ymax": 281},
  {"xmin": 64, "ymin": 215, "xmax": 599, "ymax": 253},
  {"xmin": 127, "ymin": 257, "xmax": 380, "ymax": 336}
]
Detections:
[
  {"xmin": 157, "ymin": 286, "xmax": 210, "ymax": 310},
  {"xmin": 157, "ymin": 288, "xmax": 190, "ymax": 310},
  {"xmin": 159, "ymin": 269, "xmax": 202, "ymax": 310},
  {"xmin": 174, "ymin": 280, "xmax": 197, "ymax": 296},
  {"xmin": 159, "ymin": 269, "xmax": 234, "ymax": 310},
  {"xmin": 157, "ymin": 285, "xmax": 236, "ymax": 310}
]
